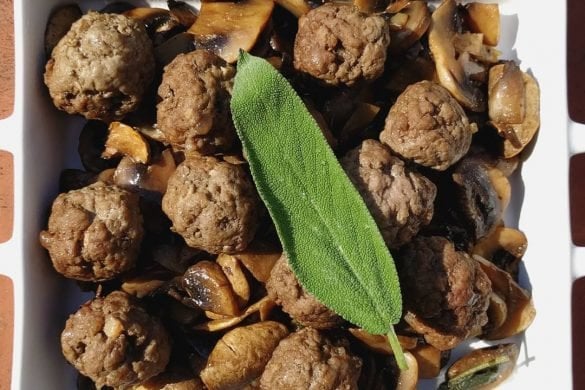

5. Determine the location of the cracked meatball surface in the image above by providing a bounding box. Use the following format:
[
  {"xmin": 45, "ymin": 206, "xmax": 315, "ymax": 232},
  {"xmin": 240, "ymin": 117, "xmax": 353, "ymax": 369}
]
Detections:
[
  {"xmin": 157, "ymin": 50, "xmax": 236, "ymax": 154},
  {"xmin": 61, "ymin": 291, "xmax": 171, "ymax": 389},
  {"xmin": 341, "ymin": 139, "xmax": 437, "ymax": 249},
  {"xmin": 162, "ymin": 156, "xmax": 260, "ymax": 254},
  {"xmin": 380, "ymin": 81, "xmax": 474, "ymax": 171},
  {"xmin": 44, "ymin": 12, "xmax": 154, "ymax": 121},
  {"xmin": 259, "ymin": 327, "xmax": 362, "ymax": 390},
  {"xmin": 266, "ymin": 255, "xmax": 343, "ymax": 329},
  {"xmin": 39, "ymin": 182, "xmax": 143, "ymax": 282},
  {"xmin": 398, "ymin": 236, "xmax": 491, "ymax": 350},
  {"xmin": 293, "ymin": 3, "xmax": 390, "ymax": 87}
]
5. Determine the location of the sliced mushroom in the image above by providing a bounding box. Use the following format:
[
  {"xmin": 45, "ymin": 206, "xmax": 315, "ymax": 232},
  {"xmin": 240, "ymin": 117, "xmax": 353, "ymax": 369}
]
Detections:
[
  {"xmin": 396, "ymin": 352, "xmax": 419, "ymax": 390},
  {"xmin": 488, "ymin": 62, "xmax": 541, "ymax": 158},
  {"xmin": 473, "ymin": 226, "xmax": 527, "ymax": 279},
  {"xmin": 122, "ymin": 270, "xmax": 170, "ymax": 298},
  {"xmin": 217, "ymin": 253, "xmax": 251, "ymax": 308},
  {"xmin": 188, "ymin": 0, "xmax": 274, "ymax": 63},
  {"xmin": 182, "ymin": 261, "xmax": 241, "ymax": 316},
  {"xmin": 142, "ymin": 148, "xmax": 177, "ymax": 194},
  {"xmin": 428, "ymin": 0, "xmax": 485, "ymax": 112},
  {"xmin": 200, "ymin": 321, "xmax": 289, "ymax": 390},
  {"xmin": 168, "ymin": 0, "xmax": 198, "ymax": 27},
  {"xmin": 440, "ymin": 343, "xmax": 519, "ymax": 389},
  {"xmin": 464, "ymin": 3, "xmax": 500, "ymax": 46},
  {"xmin": 475, "ymin": 255, "xmax": 536, "ymax": 340},
  {"xmin": 354, "ymin": 0, "xmax": 386, "ymax": 13},
  {"xmin": 385, "ymin": 0, "xmax": 410, "ymax": 13},
  {"xmin": 389, "ymin": 1, "xmax": 431, "ymax": 54},
  {"xmin": 134, "ymin": 370, "xmax": 205, "ymax": 390},
  {"xmin": 154, "ymin": 32, "xmax": 196, "ymax": 67},
  {"xmin": 348, "ymin": 328, "xmax": 418, "ymax": 354},
  {"xmin": 44, "ymin": 4, "xmax": 82, "ymax": 56},
  {"xmin": 103, "ymin": 122, "xmax": 151, "ymax": 164},
  {"xmin": 274, "ymin": 0, "xmax": 312, "ymax": 17},
  {"xmin": 452, "ymin": 158, "xmax": 502, "ymax": 241},
  {"xmin": 484, "ymin": 291, "xmax": 508, "ymax": 335},
  {"xmin": 230, "ymin": 244, "xmax": 281, "ymax": 283},
  {"xmin": 452, "ymin": 32, "xmax": 500, "ymax": 64},
  {"xmin": 194, "ymin": 296, "xmax": 276, "ymax": 331},
  {"xmin": 79, "ymin": 121, "xmax": 121, "ymax": 173},
  {"xmin": 410, "ymin": 344, "xmax": 444, "ymax": 379},
  {"xmin": 338, "ymin": 102, "xmax": 380, "ymax": 147}
]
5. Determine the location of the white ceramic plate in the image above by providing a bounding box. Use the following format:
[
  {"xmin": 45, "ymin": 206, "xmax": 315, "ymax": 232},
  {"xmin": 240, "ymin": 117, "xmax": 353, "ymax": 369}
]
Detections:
[{"xmin": 0, "ymin": 1, "xmax": 575, "ymax": 388}]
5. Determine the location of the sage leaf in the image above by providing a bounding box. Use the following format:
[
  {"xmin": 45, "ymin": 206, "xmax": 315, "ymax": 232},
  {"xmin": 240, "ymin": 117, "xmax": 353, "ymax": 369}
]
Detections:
[{"xmin": 231, "ymin": 51, "xmax": 405, "ymax": 368}]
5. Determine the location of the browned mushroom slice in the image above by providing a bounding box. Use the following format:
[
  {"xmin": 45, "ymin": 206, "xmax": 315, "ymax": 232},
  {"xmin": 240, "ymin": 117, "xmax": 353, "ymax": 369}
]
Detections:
[
  {"xmin": 429, "ymin": 0, "xmax": 485, "ymax": 112},
  {"xmin": 122, "ymin": 271, "xmax": 170, "ymax": 298},
  {"xmin": 354, "ymin": 0, "xmax": 386, "ymax": 13},
  {"xmin": 474, "ymin": 255, "xmax": 536, "ymax": 340},
  {"xmin": 103, "ymin": 122, "xmax": 151, "ymax": 164},
  {"xmin": 488, "ymin": 62, "xmax": 541, "ymax": 158},
  {"xmin": 183, "ymin": 261, "xmax": 241, "ymax": 316},
  {"xmin": 123, "ymin": 7, "xmax": 170, "ymax": 25},
  {"xmin": 142, "ymin": 148, "xmax": 177, "ymax": 194},
  {"xmin": 348, "ymin": 328, "xmax": 418, "ymax": 354},
  {"xmin": 217, "ymin": 253, "xmax": 251, "ymax": 308},
  {"xmin": 135, "ymin": 370, "xmax": 205, "ymax": 390},
  {"xmin": 452, "ymin": 32, "xmax": 500, "ymax": 64},
  {"xmin": 396, "ymin": 352, "xmax": 419, "ymax": 390},
  {"xmin": 194, "ymin": 296, "xmax": 276, "ymax": 331},
  {"xmin": 473, "ymin": 226, "xmax": 527, "ymax": 278},
  {"xmin": 274, "ymin": 0, "xmax": 312, "ymax": 17},
  {"xmin": 464, "ymin": 3, "xmax": 500, "ymax": 46},
  {"xmin": 389, "ymin": 1, "xmax": 431, "ymax": 54},
  {"xmin": 188, "ymin": 0, "xmax": 274, "ymax": 63},
  {"xmin": 440, "ymin": 343, "xmax": 519, "ymax": 389},
  {"xmin": 79, "ymin": 121, "xmax": 121, "ymax": 173},
  {"xmin": 44, "ymin": 4, "xmax": 82, "ymax": 56},
  {"xmin": 410, "ymin": 344, "xmax": 444, "ymax": 379},
  {"xmin": 154, "ymin": 32, "xmax": 197, "ymax": 67},
  {"xmin": 338, "ymin": 102, "xmax": 380, "ymax": 146},
  {"xmin": 200, "ymin": 321, "xmax": 289, "ymax": 390},
  {"xmin": 484, "ymin": 292, "xmax": 508, "ymax": 335},
  {"xmin": 385, "ymin": 0, "xmax": 410, "ymax": 13},
  {"xmin": 168, "ymin": 0, "xmax": 198, "ymax": 27},
  {"xmin": 231, "ymin": 244, "xmax": 281, "ymax": 283},
  {"xmin": 452, "ymin": 158, "xmax": 502, "ymax": 241}
]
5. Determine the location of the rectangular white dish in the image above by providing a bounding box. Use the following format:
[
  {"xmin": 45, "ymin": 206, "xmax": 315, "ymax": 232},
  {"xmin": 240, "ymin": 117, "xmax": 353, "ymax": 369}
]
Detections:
[{"xmin": 0, "ymin": 0, "xmax": 576, "ymax": 388}]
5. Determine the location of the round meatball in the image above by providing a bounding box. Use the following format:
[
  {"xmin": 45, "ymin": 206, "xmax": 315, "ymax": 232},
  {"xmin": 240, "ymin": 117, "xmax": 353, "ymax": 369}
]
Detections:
[
  {"xmin": 266, "ymin": 255, "xmax": 343, "ymax": 329},
  {"xmin": 341, "ymin": 139, "xmax": 437, "ymax": 249},
  {"xmin": 39, "ymin": 182, "xmax": 143, "ymax": 281},
  {"xmin": 157, "ymin": 50, "xmax": 236, "ymax": 154},
  {"xmin": 398, "ymin": 236, "xmax": 492, "ymax": 350},
  {"xmin": 260, "ymin": 328, "xmax": 362, "ymax": 390},
  {"xmin": 61, "ymin": 291, "xmax": 171, "ymax": 389},
  {"xmin": 44, "ymin": 12, "xmax": 155, "ymax": 121},
  {"xmin": 162, "ymin": 156, "xmax": 260, "ymax": 254},
  {"xmin": 380, "ymin": 81, "xmax": 474, "ymax": 171},
  {"xmin": 293, "ymin": 3, "xmax": 390, "ymax": 87}
]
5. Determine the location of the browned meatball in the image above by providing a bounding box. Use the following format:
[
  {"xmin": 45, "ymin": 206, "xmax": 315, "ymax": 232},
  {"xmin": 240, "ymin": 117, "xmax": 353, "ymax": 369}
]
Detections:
[
  {"xmin": 44, "ymin": 12, "xmax": 154, "ymax": 121},
  {"xmin": 266, "ymin": 255, "xmax": 343, "ymax": 329},
  {"xmin": 162, "ymin": 156, "xmax": 260, "ymax": 254},
  {"xmin": 380, "ymin": 81, "xmax": 475, "ymax": 171},
  {"xmin": 341, "ymin": 139, "xmax": 437, "ymax": 249},
  {"xmin": 157, "ymin": 50, "xmax": 236, "ymax": 154},
  {"xmin": 293, "ymin": 3, "xmax": 390, "ymax": 87},
  {"xmin": 39, "ymin": 182, "xmax": 143, "ymax": 281},
  {"xmin": 61, "ymin": 291, "xmax": 171, "ymax": 389},
  {"xmin": 398, "ymin": 236, "xmax": 491, "ymax": 350},
  {"xmin": 260, "ymin": 327, "xmax": 362, "ymax": 390}
]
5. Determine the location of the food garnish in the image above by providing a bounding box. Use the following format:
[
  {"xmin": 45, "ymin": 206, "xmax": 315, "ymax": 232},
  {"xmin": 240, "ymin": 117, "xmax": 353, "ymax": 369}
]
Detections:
[{"xmin": 231, "ymin": 51, "xmax": 406, "ymax": 369}]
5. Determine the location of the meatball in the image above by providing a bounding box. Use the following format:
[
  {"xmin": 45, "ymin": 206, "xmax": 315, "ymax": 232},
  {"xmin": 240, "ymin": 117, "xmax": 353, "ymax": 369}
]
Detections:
[
  {"xmin": 293, "ymin": 3, "xmax": 390, "ymax": 87},
  {"xmin": 44, "ymin": 12, "xmax": 154, "ymax": 121},
  {"xmin": 266, "ymin": 255, "xmax": 343, "ymax": 329},
  {"xmin": 341, "ymin": 139, "xmax": 437, "ymax": 249},
  {"xmin": 39, "ymin": 182, "xmax": 143, "ymax": 281},
  {"xmin": 61, "ymin": 291, "xmax": 171, "ymax": 389},
  {"xmin": 157, "ymin": 50, "xmax": 236, "ymax": 154},
  {"xmin": 398, "ymin": 236, "xmax": 491, "ymax": 350},
  {"xmin": 162, "ymin": 156, "xmax": 260, "ymax": 254},
  {"xmin": 379, "ymin": 81, "xmax": 474, "ymax": 171},
  {"xmin": 260, "ymin": 327, "xmax": 362, "ymax": 390}
]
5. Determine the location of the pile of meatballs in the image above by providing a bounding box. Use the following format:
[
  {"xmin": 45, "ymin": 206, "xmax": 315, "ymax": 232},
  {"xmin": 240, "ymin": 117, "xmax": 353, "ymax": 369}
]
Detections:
[{"xmin": 41, "ymin": 1, "xmax": 536, "ymax": 389}]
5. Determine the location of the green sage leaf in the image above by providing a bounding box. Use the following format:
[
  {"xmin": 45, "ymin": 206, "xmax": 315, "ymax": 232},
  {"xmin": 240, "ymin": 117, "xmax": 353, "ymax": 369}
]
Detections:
[{"xmin": 231, "ymin": 51, "xmax": 404, "ymax": 366}]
